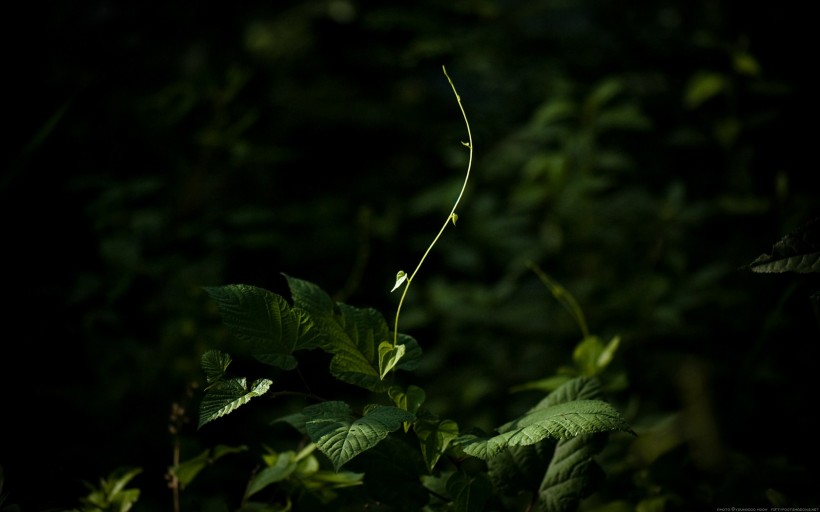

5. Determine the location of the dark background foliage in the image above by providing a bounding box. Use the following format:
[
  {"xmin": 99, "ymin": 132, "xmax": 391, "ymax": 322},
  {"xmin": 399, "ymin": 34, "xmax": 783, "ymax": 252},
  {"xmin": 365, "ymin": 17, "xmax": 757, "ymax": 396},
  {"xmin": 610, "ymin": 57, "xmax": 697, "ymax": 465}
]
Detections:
[{"xmin": 2, "ymin": 1, "xmax": 818, "ymax": 510}]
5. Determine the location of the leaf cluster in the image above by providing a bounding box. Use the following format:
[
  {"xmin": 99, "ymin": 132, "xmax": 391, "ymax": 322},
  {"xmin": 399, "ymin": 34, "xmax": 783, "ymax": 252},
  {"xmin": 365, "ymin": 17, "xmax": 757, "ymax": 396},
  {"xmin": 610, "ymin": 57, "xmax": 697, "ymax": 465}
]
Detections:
[{"xmin": 182, "ymin": 275, "xmax": 634, "ymax": 511}]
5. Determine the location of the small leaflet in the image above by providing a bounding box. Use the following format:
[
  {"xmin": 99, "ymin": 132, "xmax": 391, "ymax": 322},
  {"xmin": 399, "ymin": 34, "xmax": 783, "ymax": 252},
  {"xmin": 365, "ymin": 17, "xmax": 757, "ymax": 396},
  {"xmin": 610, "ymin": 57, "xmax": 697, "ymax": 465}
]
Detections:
[{"xmin": 391, "ymin": 271, "xmax": 407, "ymax": 292}]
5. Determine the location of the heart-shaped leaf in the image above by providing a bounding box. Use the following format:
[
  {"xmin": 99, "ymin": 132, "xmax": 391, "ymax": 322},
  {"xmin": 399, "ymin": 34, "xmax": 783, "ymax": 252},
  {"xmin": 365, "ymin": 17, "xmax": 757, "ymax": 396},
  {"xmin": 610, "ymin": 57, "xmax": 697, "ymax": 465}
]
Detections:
[{"xmin": 378, "ymin": 341, "xmax": 406, "ymax": 379}]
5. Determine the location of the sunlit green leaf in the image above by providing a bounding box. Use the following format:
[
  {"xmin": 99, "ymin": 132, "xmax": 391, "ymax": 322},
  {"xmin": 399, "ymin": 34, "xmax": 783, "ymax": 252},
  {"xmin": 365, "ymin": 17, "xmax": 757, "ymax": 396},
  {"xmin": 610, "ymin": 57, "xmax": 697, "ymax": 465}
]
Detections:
[
  {"xmin": 392, "ymin": 270, "xmax": 407, "ymax": 292},
  {"xmin": 378, "ymin": 341, "xmax": 405, "ymax": 379},
  {"xmin": 198, "ymin": 377, "xmax": 272, "ymax": 428},
  {"xmin": 284, "ymin": 274, "xmax": 421, "ymax": 391},
  {"xmin": 456, "ymin": 400, "xmax": 632, "ymax": 460},
  {"xmin": 302, "ymin": 401, "xmax": 414, "ymax": 471}
]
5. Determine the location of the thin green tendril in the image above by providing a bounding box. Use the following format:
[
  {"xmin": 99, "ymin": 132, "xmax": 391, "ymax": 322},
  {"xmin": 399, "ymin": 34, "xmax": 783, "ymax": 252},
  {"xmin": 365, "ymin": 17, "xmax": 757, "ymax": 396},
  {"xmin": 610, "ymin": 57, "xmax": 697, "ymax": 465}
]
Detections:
[{"xmin": 392, "ymin": 66, "xmax": 473, "ymax": 347}]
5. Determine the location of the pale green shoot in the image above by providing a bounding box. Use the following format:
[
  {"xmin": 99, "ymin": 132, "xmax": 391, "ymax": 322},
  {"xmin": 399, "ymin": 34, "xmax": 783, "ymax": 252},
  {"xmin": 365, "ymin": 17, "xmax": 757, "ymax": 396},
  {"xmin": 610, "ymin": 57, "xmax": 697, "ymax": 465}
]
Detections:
[{"xmin": 390, "ymin": 65, "xmax": 474, "ymax": 349}]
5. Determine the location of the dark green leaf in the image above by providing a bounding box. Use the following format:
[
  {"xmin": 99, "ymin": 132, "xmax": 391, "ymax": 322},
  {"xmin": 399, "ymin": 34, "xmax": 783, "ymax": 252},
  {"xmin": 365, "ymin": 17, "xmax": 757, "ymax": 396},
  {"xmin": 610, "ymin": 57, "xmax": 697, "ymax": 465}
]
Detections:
[
  {"xmin": 446, "ymin": 471, "xmax": 493, "ymax": 512},
  {"xmin": 347, "ymin": 436, "xmax": 429, "ymax": 511},
  {"xmin": 538, "ymin": 433, "xmax": 608, "ymax": 512},
  {"xmin": 487, "ymin": 440, "xmax": 556, "ymax": 497},
  {"xmin": 414, "ymin": 416, "xmax": 459, "ymax": 472},
  {"xmin": 395, "ymin": 333, "xmax": 423, "ymax": 371},
  {"xmin": 748, "ymin": 217, "xmax": 820, "ymax": 273},
  {"xmin": 204, "ymin": 284, "xmax": 321, "ymax": 370},
  {"xmin": 201, "ymin": 349, "xmax": 232, "ymax": 386},
  {"xmin": 388, "ymin": 385, "xmax": 426, "ymax": 414}
]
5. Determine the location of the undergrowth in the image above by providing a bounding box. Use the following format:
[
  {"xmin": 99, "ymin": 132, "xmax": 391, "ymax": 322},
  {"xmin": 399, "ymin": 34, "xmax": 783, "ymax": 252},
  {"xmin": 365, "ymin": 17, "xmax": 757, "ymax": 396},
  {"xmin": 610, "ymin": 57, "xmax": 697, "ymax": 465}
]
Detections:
[
  {"xmin": 26, "ymin": 66, "xmax": 818, "ymax": 512},
  {"xmin": 167, "ymin": 66, "xmax": 636, "ymax": 512}
]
